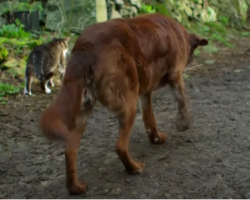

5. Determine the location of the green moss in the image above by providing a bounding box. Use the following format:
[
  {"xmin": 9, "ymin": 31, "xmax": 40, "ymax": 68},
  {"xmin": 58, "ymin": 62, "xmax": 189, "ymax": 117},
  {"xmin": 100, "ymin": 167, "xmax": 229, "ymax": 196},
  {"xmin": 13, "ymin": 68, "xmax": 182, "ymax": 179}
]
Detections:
[{"xmin": 0, "ymin": 46, "xmax": 8, "ymax": 61}]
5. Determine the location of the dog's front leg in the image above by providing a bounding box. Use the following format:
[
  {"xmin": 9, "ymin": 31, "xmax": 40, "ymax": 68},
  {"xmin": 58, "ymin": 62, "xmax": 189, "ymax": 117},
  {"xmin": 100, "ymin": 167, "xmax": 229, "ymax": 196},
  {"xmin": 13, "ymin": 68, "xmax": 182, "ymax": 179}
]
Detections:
[
  {"xmin": 169, "ymin": 70, "xmax": 193, "ymax": 131},
  {"xmin": 140, "ymin": 92, "xmax": 167, "ymax": 144}
]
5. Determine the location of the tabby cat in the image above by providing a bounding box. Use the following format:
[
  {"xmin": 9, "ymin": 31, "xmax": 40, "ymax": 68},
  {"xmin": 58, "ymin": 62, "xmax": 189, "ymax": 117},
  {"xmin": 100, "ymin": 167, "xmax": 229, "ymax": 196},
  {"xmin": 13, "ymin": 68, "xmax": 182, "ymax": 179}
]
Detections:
[{"xmin": 23, "ymin": 37, "xmax": 70, "ymax": 95}]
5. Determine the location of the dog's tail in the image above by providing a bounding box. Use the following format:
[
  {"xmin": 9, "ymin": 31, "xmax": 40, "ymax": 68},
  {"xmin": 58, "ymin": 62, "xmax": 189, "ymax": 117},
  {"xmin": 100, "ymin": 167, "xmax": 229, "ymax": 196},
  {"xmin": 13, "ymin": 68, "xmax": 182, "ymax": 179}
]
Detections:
[
  {"xmin": 38, "ymin": 43, "xmax": 96, "ymax": 146},
  {"xmin": 39, "ymin": 117, "xmax": 74, "ymax": 146}
]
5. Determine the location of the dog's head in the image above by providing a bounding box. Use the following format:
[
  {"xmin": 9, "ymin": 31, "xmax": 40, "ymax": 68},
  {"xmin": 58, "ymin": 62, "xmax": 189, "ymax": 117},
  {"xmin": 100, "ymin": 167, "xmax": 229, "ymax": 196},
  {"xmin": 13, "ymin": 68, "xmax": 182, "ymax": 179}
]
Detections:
[{"xmin": 187, "ymin": 33, "xmax": 208, "ymax": 65}]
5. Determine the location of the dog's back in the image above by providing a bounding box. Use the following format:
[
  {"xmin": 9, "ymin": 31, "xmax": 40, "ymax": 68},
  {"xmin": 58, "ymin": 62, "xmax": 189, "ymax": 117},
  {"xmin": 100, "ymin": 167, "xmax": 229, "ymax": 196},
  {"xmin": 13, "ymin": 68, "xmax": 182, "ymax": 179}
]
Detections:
[{"xmin": 39, "ymin": 13, "xmax": 208, "ymax": 195}]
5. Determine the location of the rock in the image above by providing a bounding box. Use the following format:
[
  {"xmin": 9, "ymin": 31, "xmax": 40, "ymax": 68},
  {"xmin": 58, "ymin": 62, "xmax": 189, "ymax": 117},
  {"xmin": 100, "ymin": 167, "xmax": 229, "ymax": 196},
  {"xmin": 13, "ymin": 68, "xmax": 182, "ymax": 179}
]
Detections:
[
  {"xmin": 234, "ymin": 69, "xmax": 242, "ymax": 73},
  {"xmin": 110, "ymin": 188, "xmax": 122, "ymax": 196},
  {"xmin": 127, "ymin": 0, "xmax": 141, "ymax": 10},
  {"xmin": 121, "ymin": 5, "xmax": 138, "ymax": 18},
  {"xmin": 204, "ymin": 60, "xmax": 216, "ymax": 66},
  {"xmin": 164, "ymin": 192, "xmax": 171, "ymax": 198},
  {"xmin": 115, "ymin": 0, "xmax": 124, "ymax": 6},
  {"xmin": 111, "ymin": 10, "xmax": 122, "ymax": 19},
  {"xmin": 110, "ymin": 0, "xmax": 141, "ymax": 18},
  {"xmin": 109, "ymin": 1, "xmax": 123, "ymax": 19},
  {"xmin": 215, "ymin": 157, "xmax": 223, "ymax": 162},
  {"xmin": 124, "ymin": 178, "xmax": 131, "ymax": 184},
  {"xmin": 45, "ymin": 0, "xmax": 97, "ymax": 33}
]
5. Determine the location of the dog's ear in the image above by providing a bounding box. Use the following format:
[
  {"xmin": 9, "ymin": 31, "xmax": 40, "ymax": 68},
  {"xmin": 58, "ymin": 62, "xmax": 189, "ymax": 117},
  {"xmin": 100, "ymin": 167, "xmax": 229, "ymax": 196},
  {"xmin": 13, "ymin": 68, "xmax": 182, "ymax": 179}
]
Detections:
[
  {"xmin": 198, "ymin": 38, "xmax": 208, "ymax": 46},
  {"xmin": 189, "ymin": 33, "xmax": 208, "ymax": 48}
]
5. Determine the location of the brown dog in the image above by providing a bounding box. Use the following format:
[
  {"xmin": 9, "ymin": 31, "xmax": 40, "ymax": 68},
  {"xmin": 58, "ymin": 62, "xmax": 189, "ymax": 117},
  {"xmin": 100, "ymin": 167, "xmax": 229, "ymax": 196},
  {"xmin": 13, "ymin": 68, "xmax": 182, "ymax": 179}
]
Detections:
[{"xmin": 39, "ymin": 13, "xmax": 208, "ymax": 195}]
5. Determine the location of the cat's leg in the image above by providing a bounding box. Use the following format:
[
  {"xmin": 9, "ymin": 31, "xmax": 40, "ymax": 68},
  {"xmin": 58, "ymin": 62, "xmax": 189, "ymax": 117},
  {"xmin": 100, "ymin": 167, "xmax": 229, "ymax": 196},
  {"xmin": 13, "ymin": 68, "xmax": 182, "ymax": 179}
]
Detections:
[
  {"xmin": 23, "ymin": 76, "xmax": 33, "ymax": 96},
  {"xmin": 48, "ymin": 78, "xmax": 55, "ymax": 87},
  {"xmin": 40, "ymin": 80, "xmax": 51, "ymax": 94},
  {"xmin": 45, "ymin": 80, "xmax": 52, "ymax": 94}
]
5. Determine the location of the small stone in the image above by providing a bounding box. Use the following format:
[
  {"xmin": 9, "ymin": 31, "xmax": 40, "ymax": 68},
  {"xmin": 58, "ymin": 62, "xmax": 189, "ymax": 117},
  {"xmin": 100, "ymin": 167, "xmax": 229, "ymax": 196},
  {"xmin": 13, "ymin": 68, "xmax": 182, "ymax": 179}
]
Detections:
[
  {"xmin": 124, "ymin": 179, "xmax": 131, "ymax": 184},
  {"xmin": 234, "ymin": 69, "xmax": 242, "ymax": 73},
  {"xmin": 213, "ymin": 100, "xmax": 219, "ymax": 104},
  {"xmin": 229, "ymin": 117, "xmax": 236, "ymax": 121},
  {"xmin": 111, "ymin": 188, "xmax": 121, "ymax": 196},
  {"xmin": 164, "ymin": 192, "xmax": 171, "ymax": 198},
  {"xmin": 216, "ymin": 157, "xmax": 222, "ymax": 162},
  {"xmin": 204, "ymin": 60, "xmax": 215, "ymax": 65},
  {"xmin": 40, "ymin": 181, "xmax": 48, "ymax": 186}
]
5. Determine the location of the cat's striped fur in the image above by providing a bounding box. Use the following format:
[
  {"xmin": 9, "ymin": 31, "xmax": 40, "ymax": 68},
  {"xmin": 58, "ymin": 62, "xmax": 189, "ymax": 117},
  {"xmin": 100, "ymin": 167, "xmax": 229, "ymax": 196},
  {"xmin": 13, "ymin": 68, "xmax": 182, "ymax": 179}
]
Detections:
[{"xmin": 24, "ymin": 37, "xmax": 70, "ymax": 95}]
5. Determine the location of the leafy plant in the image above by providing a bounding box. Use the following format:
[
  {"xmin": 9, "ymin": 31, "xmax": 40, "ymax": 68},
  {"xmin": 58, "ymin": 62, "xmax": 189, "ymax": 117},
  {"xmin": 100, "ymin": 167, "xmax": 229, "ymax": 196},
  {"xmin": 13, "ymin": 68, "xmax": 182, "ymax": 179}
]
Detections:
[
  {"xmin": 218, "ymin": 16, "xmax": 230, "ymax": 26},
  {"xmin": 0, "ymin": 47, "xmax": 9, "ymax": 62},
  {"xmin": 240, "ymin": 31, "xmax": 250, "ymax": 36},
  {"xmin": 194, "ymin": 49, "xmax": 200, "ymax": 57},
  {"xmin": 0, "ymin": 83, "xmax": 20, "ymax": 104},
  {"xmin": 2, "ymin": 1, "xmax": 43, "ymax": 14},
  {"xmin": 140, "ymin": 3, "xmax": 156, "ymax": 14},
  {"xmin": 0, "ymin": 19, "xmax": 31, "ymax": 38}
]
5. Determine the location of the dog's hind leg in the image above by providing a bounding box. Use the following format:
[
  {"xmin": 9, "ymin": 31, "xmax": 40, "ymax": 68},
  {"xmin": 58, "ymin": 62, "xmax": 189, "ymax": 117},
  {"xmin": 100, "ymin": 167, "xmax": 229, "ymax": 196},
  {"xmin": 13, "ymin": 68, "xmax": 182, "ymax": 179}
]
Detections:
[
  {"xmin": 65, "ymin": 98, "xmax": 96, "ymax": 195},
  {"xmin": 115, "ymin": 92, "xmax": 145, "ymax": 174},
  {"xmin": 97, "ymin": 47, "xmax": 144, "ymax": 174}
]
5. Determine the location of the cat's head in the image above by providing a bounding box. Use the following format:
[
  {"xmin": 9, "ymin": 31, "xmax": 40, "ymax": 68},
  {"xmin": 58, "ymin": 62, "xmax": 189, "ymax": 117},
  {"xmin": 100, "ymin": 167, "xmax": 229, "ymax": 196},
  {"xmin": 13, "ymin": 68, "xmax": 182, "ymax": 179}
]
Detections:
[{"xmin": 52, "ymin": 37, "xmax": 70, "ymax": 57}]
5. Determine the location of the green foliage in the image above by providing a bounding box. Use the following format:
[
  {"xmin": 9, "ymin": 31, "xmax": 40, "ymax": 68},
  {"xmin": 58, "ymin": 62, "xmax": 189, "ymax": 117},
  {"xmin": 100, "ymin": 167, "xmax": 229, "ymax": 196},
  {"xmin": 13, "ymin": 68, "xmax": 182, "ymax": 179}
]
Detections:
[
  {"xmin": 153, "ymin": 3, "xmax": 172, "ymax": 17},
  {"xmin": 202, "ymin": 44, "xmax": 219, "ymax": 54},
  {"xmin": 0, "ymin": 83, "xmax": 20, "ymax": 96},
  {"xmin": 194, "ymin": 49, "xmax": 200, "ymax": 57},
  {"xmin": 140, "ymin": 3, "xmax": 156, "ymax": 14},
  {"xmin": 0, "ymin": 19, "xmax": 44, "ymax": 79},
  {"xmin": 240, "ymin": 31, "xmax": 250, "ymax": 36},
  {"xmin": 189, "ymin": 21, "xmax": 233, "ymax": 48},
  {"xmin": 218, "ymin": 16, "xmax": 230, "ymax": 26},
  {"xmin": 0, "ymin": 19, "xmax": 30, "ymax": 38},
  {"xmin": 0, "ymin": 47, "xmax": 9, "ymax": 61},
  {"xmin": 0, "ymin": 19, "xmax": 42, "ymax": 62},
  {"xmin": 2, "ymin": 1, "xmax": 43, "ymax": 13},
  {"xmin": 143, "ymin": 0, "xmax": 250, "ymax": 51},
  {"xmin": 0, "ymin": 37, "xmax": 42, "ymax": 58},
  {"xmin": 0, "ymin": 83, "xmax": 20, "ymax": 104}
]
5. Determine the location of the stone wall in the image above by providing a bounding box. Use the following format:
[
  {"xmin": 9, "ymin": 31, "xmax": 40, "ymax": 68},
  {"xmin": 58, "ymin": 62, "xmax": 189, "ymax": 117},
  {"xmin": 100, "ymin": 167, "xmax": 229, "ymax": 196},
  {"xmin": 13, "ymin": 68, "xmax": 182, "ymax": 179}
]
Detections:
[
  {"xmin": 45, "ymin": 0, "xmax": 96, "ymax": 34},
  {"xmin": 108, "ymin": 0, "xmax": 142, "ymax": 19},
  {"xmin": 0, "ymin": 0, "xmax": 143, "ymax": 33},
  {"xmin": 43, "ymin": 0, "xmax": 142, "ymax": 33},
  {"xmin": 0, "ymin": 0, "xmax": 248, "ymax": 33}
]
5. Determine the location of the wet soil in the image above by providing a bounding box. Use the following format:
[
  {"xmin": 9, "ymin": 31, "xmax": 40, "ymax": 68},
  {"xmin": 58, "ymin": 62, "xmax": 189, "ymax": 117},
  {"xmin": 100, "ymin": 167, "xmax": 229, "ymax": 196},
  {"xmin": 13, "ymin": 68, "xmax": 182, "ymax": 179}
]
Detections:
[{"xmin": 1, "ymin": 37, "xmax": 250, "ymax": 199}]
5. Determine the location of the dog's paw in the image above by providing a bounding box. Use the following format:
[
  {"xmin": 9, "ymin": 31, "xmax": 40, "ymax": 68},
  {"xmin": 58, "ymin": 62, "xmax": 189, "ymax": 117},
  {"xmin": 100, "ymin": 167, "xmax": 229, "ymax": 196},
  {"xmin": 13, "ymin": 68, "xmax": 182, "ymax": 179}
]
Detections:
[
  {"xmin": 126, "ymin": 162, "xmax": 145, "ymax": 175},
  {"xmin": 151, "ymin": 132, "xmax": 167, "ymax": 144},
  {"xmin": 67, "ymin": 181, "xmax": 88, "ymax": 195},
  {"xmin": 175, "ymin": 113, "xmax": 193, "ymax": 132}
]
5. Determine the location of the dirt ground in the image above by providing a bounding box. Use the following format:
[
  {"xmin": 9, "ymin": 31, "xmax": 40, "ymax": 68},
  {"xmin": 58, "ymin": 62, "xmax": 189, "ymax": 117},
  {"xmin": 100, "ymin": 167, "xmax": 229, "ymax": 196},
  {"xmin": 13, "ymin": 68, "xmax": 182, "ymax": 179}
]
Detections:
[{"xmin": 1, "ymin": 36, "xmax": 250, "ymax": 199}]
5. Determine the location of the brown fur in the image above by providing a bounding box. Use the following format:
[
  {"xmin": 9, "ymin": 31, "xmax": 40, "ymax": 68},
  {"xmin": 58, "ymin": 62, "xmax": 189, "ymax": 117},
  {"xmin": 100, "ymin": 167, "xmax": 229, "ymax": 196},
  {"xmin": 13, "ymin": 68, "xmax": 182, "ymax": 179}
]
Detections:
[{"xmin": 39, "ymin": 13, "xmax": 208, "ymax": 195}]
